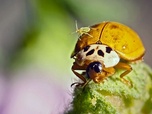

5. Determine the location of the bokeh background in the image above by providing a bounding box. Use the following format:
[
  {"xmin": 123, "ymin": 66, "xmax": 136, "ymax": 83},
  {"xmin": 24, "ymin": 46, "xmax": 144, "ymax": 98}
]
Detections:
[{"xmin": 0, "ymin": 0, "xmax": 151, "ymax": 114}]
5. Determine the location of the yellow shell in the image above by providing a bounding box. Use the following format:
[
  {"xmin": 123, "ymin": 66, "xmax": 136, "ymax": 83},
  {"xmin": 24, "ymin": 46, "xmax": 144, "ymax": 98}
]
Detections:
[{"xmin": 71, "ymin": 21, "xmax": 145, "ymax": 61}]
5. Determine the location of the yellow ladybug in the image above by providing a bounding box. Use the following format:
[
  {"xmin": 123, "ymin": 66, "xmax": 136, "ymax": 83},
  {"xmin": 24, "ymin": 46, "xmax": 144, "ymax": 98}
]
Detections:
[
  {"xmin": 71, "ymin": 21, "xmax": 145, "ymax": 60},
  {"xmin": 71, "ymin": 21, "xmax": 145, "ymax": 86}
]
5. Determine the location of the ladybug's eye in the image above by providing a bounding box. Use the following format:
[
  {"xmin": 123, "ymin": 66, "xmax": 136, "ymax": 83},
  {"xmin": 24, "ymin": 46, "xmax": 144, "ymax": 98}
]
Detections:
[{"xmin": 86, "ymin": 62, "xmax": 102, "ymax": 78}]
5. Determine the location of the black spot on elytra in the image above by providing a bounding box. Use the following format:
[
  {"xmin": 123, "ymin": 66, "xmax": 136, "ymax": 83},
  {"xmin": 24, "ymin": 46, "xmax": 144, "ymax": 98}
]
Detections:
[
  {"xmin": 106, "ymin": 47, "xmax": 112, "ymax": 53},
  {"xmin": 83, "ymin": 45, "xmax": 90, "ymax": 52},
  {"xmin": 86, "ymin": 49, "xmax": 95, "ymax": 56},
  {"xmin": 98, "ymin": 50, "xmax": 104, "ymax": 57},
  {"xmin": 110, "ymin": 25, "xmax": 119, "ymax": 29}
]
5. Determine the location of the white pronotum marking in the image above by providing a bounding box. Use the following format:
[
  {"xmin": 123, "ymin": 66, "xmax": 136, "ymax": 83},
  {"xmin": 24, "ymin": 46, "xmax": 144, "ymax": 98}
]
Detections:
[{"xmin": 76, "ymin": 44, "xmax": 120, "ymax": 67}]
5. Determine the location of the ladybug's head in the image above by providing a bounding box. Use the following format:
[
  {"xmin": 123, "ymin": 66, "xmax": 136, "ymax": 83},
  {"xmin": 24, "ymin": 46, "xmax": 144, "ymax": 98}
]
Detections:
[{"xmin": 86, "ymin": 61, "xmax": 104, "ymax": 83}]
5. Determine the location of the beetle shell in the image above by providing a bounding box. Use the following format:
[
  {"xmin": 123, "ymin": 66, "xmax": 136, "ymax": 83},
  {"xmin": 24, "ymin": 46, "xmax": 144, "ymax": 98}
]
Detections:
[
  {"xmin": 71, "ymin": 21, "xmax": 145, "ymax": 61},
  {"xmin": 75, "ymin": 44, "xmax": 120, "ymax": 68}
]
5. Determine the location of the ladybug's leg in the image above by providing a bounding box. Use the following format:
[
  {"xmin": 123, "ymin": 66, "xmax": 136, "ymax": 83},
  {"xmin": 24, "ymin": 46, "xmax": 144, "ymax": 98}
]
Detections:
[
  {"xmin": 71, "ymin": 62, "xmax": 88, "ymax": 87},
  {"xmin": 103, "ymin": 67, "xmax": 115, "ymax": 77},
  {"xmin": 115, "ymin": 62, "xmax": 132, "ymax": 86}
]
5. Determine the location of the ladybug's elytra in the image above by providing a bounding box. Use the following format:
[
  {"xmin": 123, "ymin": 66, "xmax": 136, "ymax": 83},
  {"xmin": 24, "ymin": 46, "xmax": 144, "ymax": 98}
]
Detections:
[
  {"xmin": 71, "ymin": 21, "xmax": 145, "ymax": 61},
  {"xmin": 71, "ymin": 21, "xmax": 145, "ymax": 87}
]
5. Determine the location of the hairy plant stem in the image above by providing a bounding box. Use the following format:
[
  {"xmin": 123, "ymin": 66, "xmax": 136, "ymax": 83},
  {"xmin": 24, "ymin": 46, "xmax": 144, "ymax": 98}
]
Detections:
[{"xmin": 66, "ymin": 62, "xmax": 152, "ymax": 114}]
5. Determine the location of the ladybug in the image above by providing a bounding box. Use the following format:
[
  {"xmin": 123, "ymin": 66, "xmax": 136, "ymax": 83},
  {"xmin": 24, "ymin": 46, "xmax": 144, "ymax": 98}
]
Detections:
[
  {"xmin": 71, "ymin": 21, "xmax": 145, "ymax": 86},
  {"xmin": 71, "ymin": 21, "xmax": 145, "ymax": 61},
  {"xmin": 71, "ymin": 44, "xmax": 132, "ymax": 86}
]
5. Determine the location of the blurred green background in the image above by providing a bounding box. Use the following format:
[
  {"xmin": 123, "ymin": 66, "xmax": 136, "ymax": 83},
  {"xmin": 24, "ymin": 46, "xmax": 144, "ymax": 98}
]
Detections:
[{"xmin": 0, "ymin": 0, "xmax": 151, "ymax": 113}]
